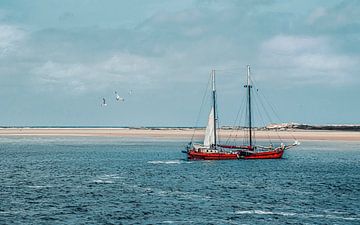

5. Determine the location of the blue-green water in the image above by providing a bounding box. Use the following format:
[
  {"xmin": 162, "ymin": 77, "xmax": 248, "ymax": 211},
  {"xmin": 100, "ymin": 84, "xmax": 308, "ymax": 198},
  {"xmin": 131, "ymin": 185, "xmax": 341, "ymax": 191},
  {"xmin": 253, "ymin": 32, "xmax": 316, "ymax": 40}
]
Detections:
[{"xmin": 0, "ymin": 137, "xmax": 359, "ymax": 224}]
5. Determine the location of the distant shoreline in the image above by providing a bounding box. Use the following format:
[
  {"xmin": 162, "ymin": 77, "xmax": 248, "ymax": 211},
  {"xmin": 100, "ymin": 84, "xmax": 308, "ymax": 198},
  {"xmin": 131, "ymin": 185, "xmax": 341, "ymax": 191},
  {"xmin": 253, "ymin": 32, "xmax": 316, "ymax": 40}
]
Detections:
[
  {"xmin": 2, "ymin": 123, "xmax": 360, "ymax": 131},
  {"xmin": 0, "ymin": 128, "xmax": 359, "ymax": 141}
]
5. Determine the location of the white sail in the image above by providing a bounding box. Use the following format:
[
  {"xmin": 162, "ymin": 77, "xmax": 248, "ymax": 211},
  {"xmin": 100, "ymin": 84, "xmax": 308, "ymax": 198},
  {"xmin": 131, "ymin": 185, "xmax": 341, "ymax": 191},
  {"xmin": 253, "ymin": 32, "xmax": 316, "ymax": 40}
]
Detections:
[{"xmin": 204, "ymin": 107, "xmax": 215, "ymax": 147}]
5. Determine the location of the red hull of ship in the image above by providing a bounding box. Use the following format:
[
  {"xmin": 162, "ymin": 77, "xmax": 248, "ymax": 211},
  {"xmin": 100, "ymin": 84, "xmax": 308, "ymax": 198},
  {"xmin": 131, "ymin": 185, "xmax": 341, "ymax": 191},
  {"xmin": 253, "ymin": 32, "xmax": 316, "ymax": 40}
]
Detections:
[
  {"xmin": 240, "ymin": 149, "xmax": 284, "ymax": 159},
  {"xmin": 187, "ymin": 149, "xmax": 284, "ymax": 160},
  {"xmin": 187, "ymin": 151, "xmax": 239, "ymax": 160}
]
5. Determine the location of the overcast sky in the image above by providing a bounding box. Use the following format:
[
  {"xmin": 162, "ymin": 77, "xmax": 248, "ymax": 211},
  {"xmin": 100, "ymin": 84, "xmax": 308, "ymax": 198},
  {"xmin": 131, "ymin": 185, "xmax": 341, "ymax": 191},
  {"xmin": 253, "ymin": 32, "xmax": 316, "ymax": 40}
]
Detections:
[{"xmin": 0, "ymin": 0, "xmax": 359, "ymax": 126}]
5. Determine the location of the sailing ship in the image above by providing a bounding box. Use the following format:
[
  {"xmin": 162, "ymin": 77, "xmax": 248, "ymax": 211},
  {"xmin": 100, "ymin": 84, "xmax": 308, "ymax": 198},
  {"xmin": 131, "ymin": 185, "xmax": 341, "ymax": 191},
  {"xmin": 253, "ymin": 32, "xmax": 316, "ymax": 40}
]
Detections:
[{"xmin": 185, "ymin": 65, "xmax": 299, "ymax": 160}]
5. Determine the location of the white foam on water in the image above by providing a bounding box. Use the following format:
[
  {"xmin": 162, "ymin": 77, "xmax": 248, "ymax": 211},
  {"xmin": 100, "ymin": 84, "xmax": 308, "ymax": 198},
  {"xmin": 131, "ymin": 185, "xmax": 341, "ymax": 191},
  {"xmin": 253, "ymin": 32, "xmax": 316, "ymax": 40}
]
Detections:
[
  {"xmin": 234, "ymin": 210, "xmax": 360, "ymax": 221},
  {"xmin": 148, "ymin": 160, "xmax": 190, "ymax": 164},
  {"xmin": 101, "ymin": 174, "xmax": 123, "ymax": 179},
  {"xmin": 92, "ymin": 179, "xmax": 114, "ymax": 184},
  {"xmin": 125, "ymin": 184, "xmax": 154, "ymax": 193},
  {"xmin": 157, "ymin": 190, "xmax": 167, "ymax": 196},
  {"xmin": 162, "ymin": 220, "xmax": 194, "ymax": 224},
  {"xmin": 0, "ymin": 211, "xmax": 25, "ymax": 215},
  {"xmin": 27, "ymin": 185, "xmax": 53, "ymax": 189},
  {"xmin": 253, "ymin": 210, "xmax": 275, "ymax": 215},
  {"xmin": 303, "ymin": 213, "xmax": 360, "ymax": 221},
  {"xmin": 326, "ymin": 215, "xmax": 360, "ymax": 221},
  {"xmin": 235, "ymin": 210, "xmax": 296, "ymax": 216},
  {"xmin": 277, "ymin": 212, "xmax": 297, "ymax": 216},
  {"xmin": 91, "ymin": 174, "xmax": 123, "ymax": 184}
]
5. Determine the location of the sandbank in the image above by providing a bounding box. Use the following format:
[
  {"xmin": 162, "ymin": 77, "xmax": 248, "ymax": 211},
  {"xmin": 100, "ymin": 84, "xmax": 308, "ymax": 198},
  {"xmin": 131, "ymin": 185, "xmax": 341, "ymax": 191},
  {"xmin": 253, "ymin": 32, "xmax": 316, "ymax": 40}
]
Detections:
[{"xmin": 0, "ymin": 128, "xmax": 359, "ymax": 141}]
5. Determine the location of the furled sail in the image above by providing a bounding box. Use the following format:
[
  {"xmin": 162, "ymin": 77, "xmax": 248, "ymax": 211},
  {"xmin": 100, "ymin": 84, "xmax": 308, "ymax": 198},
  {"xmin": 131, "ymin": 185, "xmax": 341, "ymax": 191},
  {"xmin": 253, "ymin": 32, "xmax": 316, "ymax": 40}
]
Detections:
[{"xmin": 204, "ymin": 107, "xmax": 215, "ymax": 147}]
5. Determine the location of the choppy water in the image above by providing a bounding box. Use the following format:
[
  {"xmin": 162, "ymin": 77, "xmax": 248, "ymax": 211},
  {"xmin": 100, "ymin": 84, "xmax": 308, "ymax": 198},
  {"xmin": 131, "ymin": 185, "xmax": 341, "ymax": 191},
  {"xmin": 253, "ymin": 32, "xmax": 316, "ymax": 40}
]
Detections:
[{"xmin": 0, "ymin": 137, "xmax": 359, "ymax": 224}]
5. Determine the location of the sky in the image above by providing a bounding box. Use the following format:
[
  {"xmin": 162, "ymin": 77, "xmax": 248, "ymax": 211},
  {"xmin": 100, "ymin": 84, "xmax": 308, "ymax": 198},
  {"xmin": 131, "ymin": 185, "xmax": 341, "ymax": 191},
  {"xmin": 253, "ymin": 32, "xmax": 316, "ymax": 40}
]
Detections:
[{"xmin": 0, "ymin": 0, "xmax": 359, "ymax": 127}]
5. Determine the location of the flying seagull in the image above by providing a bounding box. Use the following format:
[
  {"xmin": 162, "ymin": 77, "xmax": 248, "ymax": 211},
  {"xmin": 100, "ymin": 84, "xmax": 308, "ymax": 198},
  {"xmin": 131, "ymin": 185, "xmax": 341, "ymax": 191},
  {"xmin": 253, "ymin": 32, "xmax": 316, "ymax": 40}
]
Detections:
[
  {"xmin": 115, "ymin": 91, "xmax": 125, "ymax": 102},
  {"xmin": 102, "ymin": 98, "xmax": 107, "ymax": 106}
]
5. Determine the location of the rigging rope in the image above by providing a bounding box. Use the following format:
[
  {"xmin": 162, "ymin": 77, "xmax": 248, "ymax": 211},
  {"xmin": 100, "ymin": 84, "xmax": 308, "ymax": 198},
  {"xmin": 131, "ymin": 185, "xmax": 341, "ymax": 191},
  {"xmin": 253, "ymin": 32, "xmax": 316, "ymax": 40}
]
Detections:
[
  {"xmin": 225, "ymin": 92, "xmax": 246, "ymax": 145},
  {"xmin": 252, "ymin": 88, "xmax": 273, "ymax": 145},
  {"xmin": 215, "ymin": 85, "xmax": 221, "ymax": 147},
  {"xmin": 258, "ymin": 89, "xmax": 298, "ymax": 141},
  {"xmin": 250, "ymin": 76, "xmax": 283, "ymax": 143},
  {"xmin": 255, "ymin": 86, "xmax": 283, "ymax": 143},
  {"xmin": 190, "ymin": 72, "xmax": 212, "ymax": 143}
]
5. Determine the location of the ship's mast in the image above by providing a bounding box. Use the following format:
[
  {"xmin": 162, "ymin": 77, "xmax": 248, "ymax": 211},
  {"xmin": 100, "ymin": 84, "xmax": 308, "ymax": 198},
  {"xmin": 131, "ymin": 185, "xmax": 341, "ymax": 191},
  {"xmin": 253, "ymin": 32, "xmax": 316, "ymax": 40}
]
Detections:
[
  {"xmin": 212, "ymin": 69, "xmax": 217, "ymax": 148},
  {"xmin": 246, "ymin": 65, "xmax": 253, "ymax": 148}
]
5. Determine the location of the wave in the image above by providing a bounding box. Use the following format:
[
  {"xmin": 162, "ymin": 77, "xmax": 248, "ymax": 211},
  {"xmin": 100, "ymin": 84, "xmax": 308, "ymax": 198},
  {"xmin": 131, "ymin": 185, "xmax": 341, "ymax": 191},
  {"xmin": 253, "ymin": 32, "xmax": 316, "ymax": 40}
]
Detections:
[
  {"xmin": 156, "ymin": 190, "xmax": 208, "ymax": 199},
  {"xmin": 92, "ymin": 179, "xmax": 114, "ymax": 184},
  {"xmin": 0, "ymin": 211, "xmax": 23, "ymax": 214},
  {"xmin": 27, "ymin": 185, "xmax": 53, "ymax": 189},
  {"xmin": 101, "ymin": 174, "xmax": 123, "ymax": 179},
  {"xmin": 91, "ymin": 174, "xmax": 122, "ymax": 184},
  {"xmin": 234, "ymin": 210, "xmax": 360, "ymax": 221},
  {"xmin": 235, "ymin": 210, "xmax": 295, "ymax": 216},
  {"xmin": 147, "ymin": 160, "xmax": 190, "ymax": 164},
  {"xmin": 162, "ymin": 220, "xmax": 194, "ymax": 224},
  {"xmin": 304, "ymin": 213, "xmax": 360, "ymax": 221}
]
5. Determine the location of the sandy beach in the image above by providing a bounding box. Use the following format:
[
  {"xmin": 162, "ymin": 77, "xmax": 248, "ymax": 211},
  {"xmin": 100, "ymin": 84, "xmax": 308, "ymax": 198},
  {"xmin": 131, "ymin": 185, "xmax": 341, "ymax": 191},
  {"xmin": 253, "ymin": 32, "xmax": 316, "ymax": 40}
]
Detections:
[{"xmin": 0, "ymin": 128, "xmax": 359, "ymax": 141}]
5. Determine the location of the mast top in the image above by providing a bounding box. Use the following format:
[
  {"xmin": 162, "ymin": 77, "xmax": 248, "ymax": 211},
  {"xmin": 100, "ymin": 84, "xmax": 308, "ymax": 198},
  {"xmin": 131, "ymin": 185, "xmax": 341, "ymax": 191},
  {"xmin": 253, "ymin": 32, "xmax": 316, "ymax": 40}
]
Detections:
[
  {"xmin": 246, "ymin": 65, "xmax": 251, "ymax": 87},
  {"xmin": 212, "ymin": 69, "xmax": 216, "ymax": 91},
  {"xmin": 211, "ymin": 69, "xmax": 217, "ymax": 148}
]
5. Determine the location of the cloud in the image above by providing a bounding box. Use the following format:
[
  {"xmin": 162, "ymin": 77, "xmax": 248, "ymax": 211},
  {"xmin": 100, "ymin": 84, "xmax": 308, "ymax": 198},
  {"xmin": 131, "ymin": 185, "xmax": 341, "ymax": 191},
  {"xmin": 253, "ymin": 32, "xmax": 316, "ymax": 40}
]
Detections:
[
  {"xmin": 3, "ymin": 1, "xmax": 360, "ymax": 96},
  {"xmin": 33, "ymin": 61, "xmax": 89, "ymax": 92},
  {"xmin": 0, "ymin": 25, "xmax": 25, "ymax": 56},
  {"xmin": 306, "ymin": 0, "xmax": 360, "ymax": 30},
  {"xmin": 259, "ymin": 35, "xmax": 358, "ymax": 85},
  {"xmin": 293, "ymin": 53, "xmax": 354, "ymax": 71},
  {"xmin": 307, "ymin": 7, "xmax": 327, "ymax": 24},
  {"xmin": 101, "ymin": 53, "xmax": 156, "ymax": 75},
  {"xmin": 32, "ymin": 53, "xmax": 161, "ymax": 93},
  {"xmin": 261, "ymin": 35, "xmax": 327, "ymax": 54}
]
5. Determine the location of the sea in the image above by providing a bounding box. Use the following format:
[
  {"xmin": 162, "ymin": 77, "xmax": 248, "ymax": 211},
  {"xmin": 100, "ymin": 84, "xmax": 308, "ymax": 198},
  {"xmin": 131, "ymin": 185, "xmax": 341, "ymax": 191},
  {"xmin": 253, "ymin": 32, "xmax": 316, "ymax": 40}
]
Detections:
[{"xmin": 0, "ymin": 137, "xmax": 359, "ymax": 224}]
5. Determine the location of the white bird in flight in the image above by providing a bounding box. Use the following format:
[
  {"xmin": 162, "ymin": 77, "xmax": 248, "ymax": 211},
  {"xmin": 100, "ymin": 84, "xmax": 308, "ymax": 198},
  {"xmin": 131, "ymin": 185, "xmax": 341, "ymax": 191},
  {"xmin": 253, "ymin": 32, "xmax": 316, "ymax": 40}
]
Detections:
[{"xmin": 115, "ymin": 91, "xmax": 125, "ymax": 102}]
